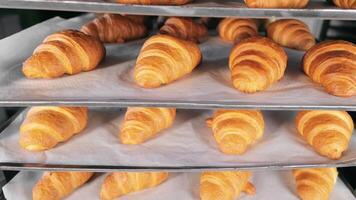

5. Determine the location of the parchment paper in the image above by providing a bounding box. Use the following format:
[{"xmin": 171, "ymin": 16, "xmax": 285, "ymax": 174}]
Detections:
[
  {"xmin": 3, "ymin": 171, "xmax": 355, "ymax": 200},
  {"xmin": 0, "ymin": 15, "xmax": 354, "ymax": 109},
  {"xmin": 0, "ymin": 109, "xmax": 355, "ymax": 169}
]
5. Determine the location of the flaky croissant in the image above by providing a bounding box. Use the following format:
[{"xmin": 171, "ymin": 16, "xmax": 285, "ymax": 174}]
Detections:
[
  {"xmin": 218, "ymin": 18, "xmax": 258, "ymax": 43},
  {"xmin": 116, "ymin": 0, "xmax": 191, "ymax": 5},
  {"xmin": 81, "ymin": 14, "xmax": 147, "ymax": 43},
  {"xmin": 22, "ymin": 30, "xmax": 105, "ymax": 79},
  {"xmin": 33, "ymin": 171, "xmax": 93, "ymax": 200},
  {"xmin": 303, "ymin": 40, "xmax": 356, "ymax": 97},
  {"xmin": 267, "ymin": 19, "xmax": 315, "ymax": 51},
  {"xmin": 333, "ymin": 0, "xmax": 356, "ymax": 8},
  {"xmin": 200, "ymin": 171, "xmax": 255, "ymax": 200},
  {"xmin": 293, "ymin": 168, "xmax": 338, "ymax": 200},
  {"xmin": 19, "ymin": 106, "xmax": 88, "ymax": 151},
  {"xmin": 206, "ymin": 110, "xmax": 265, "ymax": 155},
  {"xmin": 159, "ymin": 17, "xmax": 208, "ymax": 43},
  {"xmin": 244, "ymin": 0, "xmax": 309, "ymax": 8},
  {"xmin": 119, "ymin": 107, "xmax": 176, "ymax": 144},
  {"xmin": 229, "ymin": 36, "xmax": 288, "ymax": 93},
  {"xmin": 100, "ymin": 172, "xmax": 168, "ymax": 200},
  {"xmin": 295, "ymin": 110, "xmax": 354, "ymax": 159},
  {"xmin": 134, "ymin": 34, "xmax": 201, "ymax": 88}
]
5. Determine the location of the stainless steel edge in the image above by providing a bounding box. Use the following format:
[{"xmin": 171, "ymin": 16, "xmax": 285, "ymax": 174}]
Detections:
[
  {"xmin": 0, "ymin": 161, "xmax": 355, "ymax": 172},
  {"xmin": 0, "ymin": 100, "xmax": 355, "ymax": 111},
  {"xmin": 0, "ymin": 0, "xmax": 356, "ymax": 20}
]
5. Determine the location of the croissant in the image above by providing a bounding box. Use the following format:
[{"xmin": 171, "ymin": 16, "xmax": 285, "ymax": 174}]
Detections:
[
  {"xmin": 206, "ymin": 110, "xmax": 265, "ymax": 155},
  {"xmin": 244, "ymin": 0, "xmax": 309, "ymax": 8},
  {"xmin": 116, "ymin": 0, "xmax": 191, "ymax": 5},
  {"xmin": 134, "ymin": 34, "xmax": 201, "ymax": 88},
  {"xmin": 123, "ymin": 15, "xmax": 146, "ymax": 24},
  {"xmin": 303, "ymin": 40, "xmax": 356, "ymax": 97},
  {"xmin": 229, "ymin": 36, "xmax": 288, "ymax": 93},
  {"xmin": 33, "ymin": 171, "xmax": 93, "ymax": 200},
  {"xmin": 22, "ymin": 30, "xmax": 105, "ymax": 79},
  {"xmin": 100, "ymin": 172, "xmax": 168, "ymax": 200},
  {"xmin": 81, "ymin": 14, "xmax": 147, "ymax": 43},
  {"xmin": 293, "ymin": 168, "xmax": 338, "ymax": 200},
  {"xmin": 119, "ymin": 107, "xmax": 176, "ymax": 144},
  {"xmin": 19, "ymin": 106, "xmax": 88, "ymax": 151},
  {"xmin": 295, "ymin": 110, "xmax": 354, "ymax": 159},
  {"xmin": 267, "ymin": 19, "xmax": 315, "ymax": 51},
  {"xmin": 200, "ymin": 171, "xmax": 256, "ymax": 200},
  {"xmin": 217, "ymin": 18, "xmax": 258, "ymax": 43},
  {"xmin": 333, "ymin": 0, "xmax": 356, "ymax": 8},
  {"xmin": 159, "ymin": 17, "xmax": 208, "ymax": 43}
]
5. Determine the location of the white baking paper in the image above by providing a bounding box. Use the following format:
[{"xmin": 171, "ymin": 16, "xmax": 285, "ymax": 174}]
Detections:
[
  {"xmin": 3, "ymin": 171, "xmax": 355, "ymax": 200},
  {"xmin": 0, "ymin": 109, "xmax": 355, "ymax": 169},
  {"xmin": 0, "ymin": 15, "xmax": 354, "ymax": 109}
]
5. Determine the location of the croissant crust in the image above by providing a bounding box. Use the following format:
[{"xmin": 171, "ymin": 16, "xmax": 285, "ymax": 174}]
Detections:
[
  {"xmin": 218, "ymin": 18, "xmax": 258, "ymax": 43},
  {"xmin": 333, "ymin": 0, "xmax": 356, "ymax": 8},
  {"xmin": 303, "ymin": 40, "xmax": 356, "ymax": 97},
  {"xmin": 244, "ymin": 0, "xmax": 309, "ymax": 8}
]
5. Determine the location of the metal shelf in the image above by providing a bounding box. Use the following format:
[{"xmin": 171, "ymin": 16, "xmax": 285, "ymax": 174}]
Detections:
[{"xmin": 0, "ymin": 0, "xmax": 356, "ymax": 20}]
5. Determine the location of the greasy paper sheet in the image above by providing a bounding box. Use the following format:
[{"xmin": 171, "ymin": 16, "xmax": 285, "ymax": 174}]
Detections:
[
  {"xmin": 3, "ymin": 171, "xmax": 355, "ymax": 200},
  {"xmin": 0, "ymin": 109, "xmax": 355, "ymax": 169},
  {"xmin": 0, "ymin": 15, "xmax": 354, "ymax": 109}
]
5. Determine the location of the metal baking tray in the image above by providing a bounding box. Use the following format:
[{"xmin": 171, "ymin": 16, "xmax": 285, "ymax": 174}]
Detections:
[
  {"xmin": 0, "ymin": 0, "xmax": 356, "ymax": 20},
  {"xmin": 3, "ymin": 171, "xmax": 356, "ymax": 200},
  {"xmin": 0, "ymin": 15, "xmax": 355, "ymax": 110},
  {"xmin": 0, "ymin": 108, "xmax": 355, "ymax": 172}
]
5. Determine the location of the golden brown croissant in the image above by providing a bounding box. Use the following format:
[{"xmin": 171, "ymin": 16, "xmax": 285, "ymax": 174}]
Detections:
[
  {"xmin": 19, "ymin": 106, "xmax": 88, "ymax": 151},
  {"xmin": 229, "ymin": 36, "xmax": 288, "ymax": 93},
  {"xmin": 22, "ymin": 30, "xmax": 105, "ymax": 79},
  {"xmin": 123, "ymin": 15, "xmax": 146, "ymax": 24},
  {"xmin": 217, "ymin": 18, "xmax": 258, "ymax": 43},
  {"xmin": 293, "ymin": 168, "xmax": 338, "ymax": 200},
  {"xmin": 100, "ymin": 172, "xmax": 168, "ymax": 200},
  {"xmin": 117, "ymin": 0, "xmax": 191, "ymax": 4},
  {"xmin": 81, "ymin": 14, "xmax": 147, "ymax": 43},
  {"xmin": 267, "ymin": 19, "xmax": 315, "ymax": 51},
  {"xmin": 33, "ymin": 171, "xmax": 93, "ymax": 200},
  {"xmin": 200, "ymin": 171, "xmax": 256, "ymax": 200},
  {"xmin": 119, "ymin": 107, "xmax": 176, "ymax": 144},
  {"xmin": 159, "ymin": 17, "xmax": 208, "ymax": 43},
  {"xmin": 244, "ymin": 0, "xmax": 309, "ymax": 8},
  {"xmin": 303, "ymin": 40, "xmax": 356, "ymax": 97},
  {"xmin": 333, "ymin": 0, "xmax": 356, "ymax": 8},
  {"xmin": 134, "ymin": 34, "xmax": 201, "ymax": 88},
  {"xmin": 206, "ymin": 110, "xmax": 265, "ymax": 155},
  {"xmin": 295, "ymin": 110, "xmax": 354, "ymax": 159}
]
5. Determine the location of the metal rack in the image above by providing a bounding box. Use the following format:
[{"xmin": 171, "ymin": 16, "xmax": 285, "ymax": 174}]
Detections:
[{"xmin": 0, "ymin": 0, "xmax": 355, "ymax": 194}]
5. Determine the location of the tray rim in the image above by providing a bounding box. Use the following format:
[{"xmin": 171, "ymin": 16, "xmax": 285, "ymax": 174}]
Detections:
[{"xmin": 0, "ymin": 0, "xmax": 356, "ymax": 20}]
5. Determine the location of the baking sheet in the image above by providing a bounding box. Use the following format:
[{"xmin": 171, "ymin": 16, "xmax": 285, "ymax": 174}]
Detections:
[
  {"xmin": 0, "ymin": 108, "xmax": 355, "ymax": 171},
  {"xmin": 0, "ymin": 0, "xmax": 355, "ymax": 20},
  {"xmin": 3, "ymin": 171, "xmax": 355, "ymax": 200},
  {"xmin": 0, "ymin": 15, "xmax": 355, "ymax": 110}
]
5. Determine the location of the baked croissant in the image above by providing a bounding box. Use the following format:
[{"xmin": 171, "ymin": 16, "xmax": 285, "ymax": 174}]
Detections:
[
  {"xmin": 218, "ymin": 18, "xmax": 258, "ymax": 43},
  {"xmin": 134, "ymin": 34, "xmax": 201, "ymax": 88},
  {"xmin": 116, "ymin": 0, "xmax": 191, "ymax": 5},
  {"xmin": 244, "ymin": 0, "xmax": 309, "ymax": 8},
  {"xmin": 19, "ymin": 106, "xmax": 88, "ymax": 151},
  {"xmin": 123, "ymin": 15, "xmax": 146, "ymax": 24},
  {"xmin": 293, "ymin": 168, "xmax": 338, "ymax": 200},
  {"xmin": 295, "ymin": 110, "xmax": 354, "ymax": 159},
  {"xmin": 267, "ymin": 19, "xmax": 315, "ymax": 51},
  {"xmin": 119, "ymin": 107, "xmax": 176, "ymax": 144},
  {"xmin": 33, "ymin": 171, "xmax": 93, "ymax": 200},
  {"xmin": 200, "ymin": 171, "xmax": 256, "ymax": 200},
  {"xmin": 206, "ymin": 110, "xmax": 265, "ymax": 155},
  {"xmin": 303, "ymin": 40, "xmax": 356, "ymax": 97},
  {"xmin": 229, "ymin": 36, "xmax": 288, "ymax": 93},
  {"xmin": 22, "ymin": 30, "xmax": 105, "ymax": 79},
  {"xmin": 333, "ymin": 0, "xmax": 356, "ymax": 8},
  {"xmin": 159, "ymin": 17, "xmax": 208, "ymax": 43},
  {"xmin": 100, "ymin": 172, "xmax": 168, "ymax": 200},
  {"xmin": 81, "ymin": 14, "xmax": 147, "ymax": 43}
]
